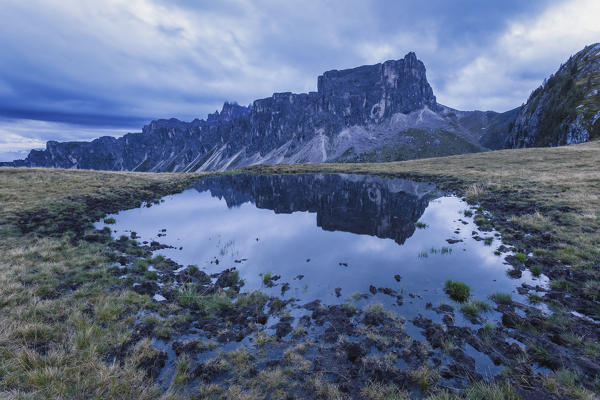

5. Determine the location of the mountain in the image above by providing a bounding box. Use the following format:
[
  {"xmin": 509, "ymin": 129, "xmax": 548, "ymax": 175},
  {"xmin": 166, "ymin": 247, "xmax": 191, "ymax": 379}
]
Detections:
[
  {"xmin": 1, "ymin": 52, "xmax": 504, "ymax": 171},
  {"xmin": 504, "ymin": 43, "xmax": 600, "ymax": 148},
  {"xmin": 3, "ymin": 44, "xmax": 599, "ymax": 171}
]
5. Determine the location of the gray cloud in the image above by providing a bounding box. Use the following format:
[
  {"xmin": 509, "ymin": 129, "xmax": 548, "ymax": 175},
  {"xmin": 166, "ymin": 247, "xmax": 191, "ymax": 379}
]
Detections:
[{"xmin": 0, "ymin": 0, "xmax": 598, "ymax": 160}]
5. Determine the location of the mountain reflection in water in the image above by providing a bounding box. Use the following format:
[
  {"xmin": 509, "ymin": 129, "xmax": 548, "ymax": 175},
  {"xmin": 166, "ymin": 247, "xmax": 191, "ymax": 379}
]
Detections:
[{"xmin": 193, "ymin": 174, "xmax": 438, "ymax": 245}]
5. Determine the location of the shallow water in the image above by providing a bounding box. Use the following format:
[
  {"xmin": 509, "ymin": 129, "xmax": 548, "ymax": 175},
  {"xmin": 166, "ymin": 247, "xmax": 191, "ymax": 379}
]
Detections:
[
  {"xmin": 100, "ymin": 174, "xmax": 543, "ymax": 312},
  {"xmin": 98, "ymin": 173, "xmax": 548, "ymax": 378}
]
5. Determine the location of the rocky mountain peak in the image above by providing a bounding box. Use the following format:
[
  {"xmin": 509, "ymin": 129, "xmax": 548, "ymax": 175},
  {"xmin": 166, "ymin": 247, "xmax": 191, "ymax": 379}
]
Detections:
[
  {"xmin": 207, "ymin": 102, "xmax": 251, "ymax": 124},
  {"xmin": 0, "ymin": 51, "xmax": 477, "ymax": 172},
  {"xmin": 9, "ymin": 45, "xmax": 599, "ymax": 172},
  {"xmin": 317, "ymin": 52, "xmax": 436, "ymax": 123}
]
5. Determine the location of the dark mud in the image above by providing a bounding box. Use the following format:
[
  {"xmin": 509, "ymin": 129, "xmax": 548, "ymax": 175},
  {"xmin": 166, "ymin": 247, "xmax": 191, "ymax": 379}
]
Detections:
[{"xmin": 85, "ymin": 224, "xmax": 597, "ymax": 398}]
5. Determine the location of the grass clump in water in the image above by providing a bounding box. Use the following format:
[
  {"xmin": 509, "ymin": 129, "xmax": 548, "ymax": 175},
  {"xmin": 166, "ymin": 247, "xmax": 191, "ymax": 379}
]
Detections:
[
  {"xmin": 176, "ymin": 286, "xmax": 232, "ymax": 313},
  {"xmin": 490, "ymin": 292, "xmax": 512, "ymax": 304},
  {"xmin": 530, "ymin": 265, "xmax": 543, "ymax": 276},
  {"xmin": 515, "ymin": 252, "xmax": 527, "ymax": 263},
  {"xmin": 507, "ymin": 268, "xmax": 522, "ymax": 278},
  {"xmin": 351, "ymin": 291, "xmax": 363, "ymax": 301},
  {"xmin": 197, "ymin": 292, "xmax": 232, "ymax": 312},
  {"xmin": 364, "ymin": 303, "xmax": 385, "ymax": 314},
  {"xmin": 292, "ymin": 325, "xmax": 307, "ymax": 338},
  {"xmin": 173, "ymin": 354, "xmax": 192, "ymax": 386},
  {"xmin": 528, "ymin": 293, "xmax": 543, "ymax": 303},
  {"xmin": 254, "ymin": 330, "xmax": 273, "ymax": 346},
  {"xmin": 444, "ymin": 280, "xmax": 470, "ymax": 302},
  {"xmin": 103, "ymin": 217, "xmax": 116, "ymax": 224},
  {"xmin": 410, "ymin": 365, "xmax": 439, "ymax": 393},
  {"xmin": 460, "ymin": 299, "xmax": 492, "ymax": 316},
  {"xmin": 415, "ymin": 221, "xmax": 428, "ymax": 229},
  {"xmin": 262, "ymin": 271, "xmax": 272, "ymax": 284},
  {"xmin": 550, "ymin": 279, "xmax": 575, "ymax": 291},
  {"xmin": 465, "ymin": 381, "xmax": 521, "ymax": 400},
  {"xmin": 236, "ymin": 291, "xmax": 268, "ymax": 308},
  {"xmin": 360, "ymin": 380, "xmax": 410, "ymax": 399},
  {"xmin": 440, "ymin": 246, "xmax": 452, "ymax": 254},
  {"xmin": 143, "ymin": 270, "xmax": 158, "ymax": 280},
  {"xmin": 177, "ymin": 284, "xmax": 201, "ymax": 307},
  {"xmin": 131, "ymin": 258, "xmax": 149, "ymax": 273}
]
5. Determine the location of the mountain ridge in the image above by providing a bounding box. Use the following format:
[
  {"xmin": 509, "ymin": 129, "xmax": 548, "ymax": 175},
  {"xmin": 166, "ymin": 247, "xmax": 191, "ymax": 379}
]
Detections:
[{"xmin": 3, "ymin": 44, "xmax": 599, "ymax": 171}]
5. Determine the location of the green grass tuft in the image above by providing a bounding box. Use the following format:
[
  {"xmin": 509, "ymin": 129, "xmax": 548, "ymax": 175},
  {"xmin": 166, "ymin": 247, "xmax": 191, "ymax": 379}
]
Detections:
[
  {"xmin": 515, "ymin": 252, "xmax": 527, "ymax": 262},
  {"xmin": 461, "ymin": 299, "xmax": 492, "ymax": 316},
  {"xmin": 444, "ymin": 280, "xmax": 470, "ymax": 302},
  {"xmin": 490, "ymin": 292, "xmax": 512, "ymax": 304},
  {"xmin": 262, "ymin": 272, "xmax": 272, "ymax": 284},
  {"xmin": 530, "ymin": 265, "xmax": 543, "ymax": 276}
]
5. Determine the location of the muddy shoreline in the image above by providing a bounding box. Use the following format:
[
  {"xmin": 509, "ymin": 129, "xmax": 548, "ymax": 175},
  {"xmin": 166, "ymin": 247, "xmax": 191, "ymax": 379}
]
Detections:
[{"xmin": 13, "ymin": 171, "xmax": 600, "ymax": 398}]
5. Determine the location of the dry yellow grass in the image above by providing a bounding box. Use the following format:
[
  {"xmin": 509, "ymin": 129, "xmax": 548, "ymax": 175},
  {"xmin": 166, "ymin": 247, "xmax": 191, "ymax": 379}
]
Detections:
[
  {"xmin": 0, "ymin": 169, "xmax": 202, "ymax": 399},
  {"xmin": 0, "ymin": 168, "xmax": 200, "ymax": 223}
]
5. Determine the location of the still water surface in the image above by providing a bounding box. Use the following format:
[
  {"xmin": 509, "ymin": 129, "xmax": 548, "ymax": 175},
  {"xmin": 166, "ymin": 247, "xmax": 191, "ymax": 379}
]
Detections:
[{"xmin": 99, "ymin": 173, "xmax": 546, "ymax": 330}]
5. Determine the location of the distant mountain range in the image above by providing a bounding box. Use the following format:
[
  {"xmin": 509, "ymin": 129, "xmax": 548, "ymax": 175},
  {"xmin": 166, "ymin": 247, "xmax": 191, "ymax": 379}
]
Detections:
[{"xmin": 2, "ymin": 43, "xmax": 599, "ymax": 171}]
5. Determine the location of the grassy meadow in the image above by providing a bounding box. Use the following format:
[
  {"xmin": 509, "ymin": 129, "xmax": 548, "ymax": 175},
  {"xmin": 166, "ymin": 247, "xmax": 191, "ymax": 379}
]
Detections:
[{"xmin": 0, "ymin": 141, "xmax": 599, "ymax": 399}]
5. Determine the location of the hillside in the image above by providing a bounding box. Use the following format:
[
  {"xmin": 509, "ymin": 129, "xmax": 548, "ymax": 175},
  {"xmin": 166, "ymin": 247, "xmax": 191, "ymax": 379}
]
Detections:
[{"xmin": 505, "ymin": 43, "xmax": 600, "ymax": 147}]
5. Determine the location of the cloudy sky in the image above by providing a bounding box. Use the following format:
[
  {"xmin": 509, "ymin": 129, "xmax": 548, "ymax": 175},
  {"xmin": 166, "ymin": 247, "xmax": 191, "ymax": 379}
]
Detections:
[{"xmin": 1, "ymin": 0, "xmax": 599, "ymax": 160}]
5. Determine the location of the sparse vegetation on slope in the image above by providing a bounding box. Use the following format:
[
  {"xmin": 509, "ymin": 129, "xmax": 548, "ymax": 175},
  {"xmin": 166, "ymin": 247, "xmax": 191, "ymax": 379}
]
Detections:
[
  {"xmin": 336, "ymin": 128, "xmax": 485, "ymax": 163},
  {"xmin": 506, "ymin": 43, "xmax": 600, "ymax": 148}
]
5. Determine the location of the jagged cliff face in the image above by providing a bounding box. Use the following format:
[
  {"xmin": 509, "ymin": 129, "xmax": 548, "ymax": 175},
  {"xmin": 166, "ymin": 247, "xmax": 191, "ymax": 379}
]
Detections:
[
  {"xmin": 505, "ymin": 43, "xmax": 600, "ymax": 148},
  {"xmin": 3, "ymin": 52, "xmax": 494, "ymax": 172},
  {"xmin": 317, "ymin": 55, "xmax": 438, "ymax": 122}
]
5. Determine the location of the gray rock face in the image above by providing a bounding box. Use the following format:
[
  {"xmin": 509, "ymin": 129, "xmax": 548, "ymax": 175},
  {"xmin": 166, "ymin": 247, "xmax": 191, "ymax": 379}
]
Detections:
[
  {"xmin": 3, "ymin": 45, "xmax": 599, "ymax": 171},
  {"xmin": 3, "ymin": 52, "xmax": 457, "ymax": 171},
  {"xmin": 505, "ymin": 43, "xmax": 600, "ymax": 148},
  {"xmin": 317, "ymin": 52, "xmax": 438, "ymax": 122}
]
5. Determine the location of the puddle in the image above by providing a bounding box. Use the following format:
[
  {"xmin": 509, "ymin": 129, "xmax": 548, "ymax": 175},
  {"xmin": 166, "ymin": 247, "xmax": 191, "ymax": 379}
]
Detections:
[
  {"xmin": 97, "ymin": 173, "xmax": 549, "ymax": 384},
  {"xmin": 100, "ymin": 174, "xmax": 542, "ymax": 313},
  {"xmin": 464, "ymin": 343, "xmax": 503, "ymax": 378},
  {"xmin": 570, "ymin": 311, "xmax": 600, "ymax": 325}
]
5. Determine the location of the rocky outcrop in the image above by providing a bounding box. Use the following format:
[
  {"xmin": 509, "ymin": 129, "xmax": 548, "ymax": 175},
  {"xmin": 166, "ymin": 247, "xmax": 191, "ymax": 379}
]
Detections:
[{"xmin": 505, "ymin": 43, "xmax": 600, "ymax": 148}]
